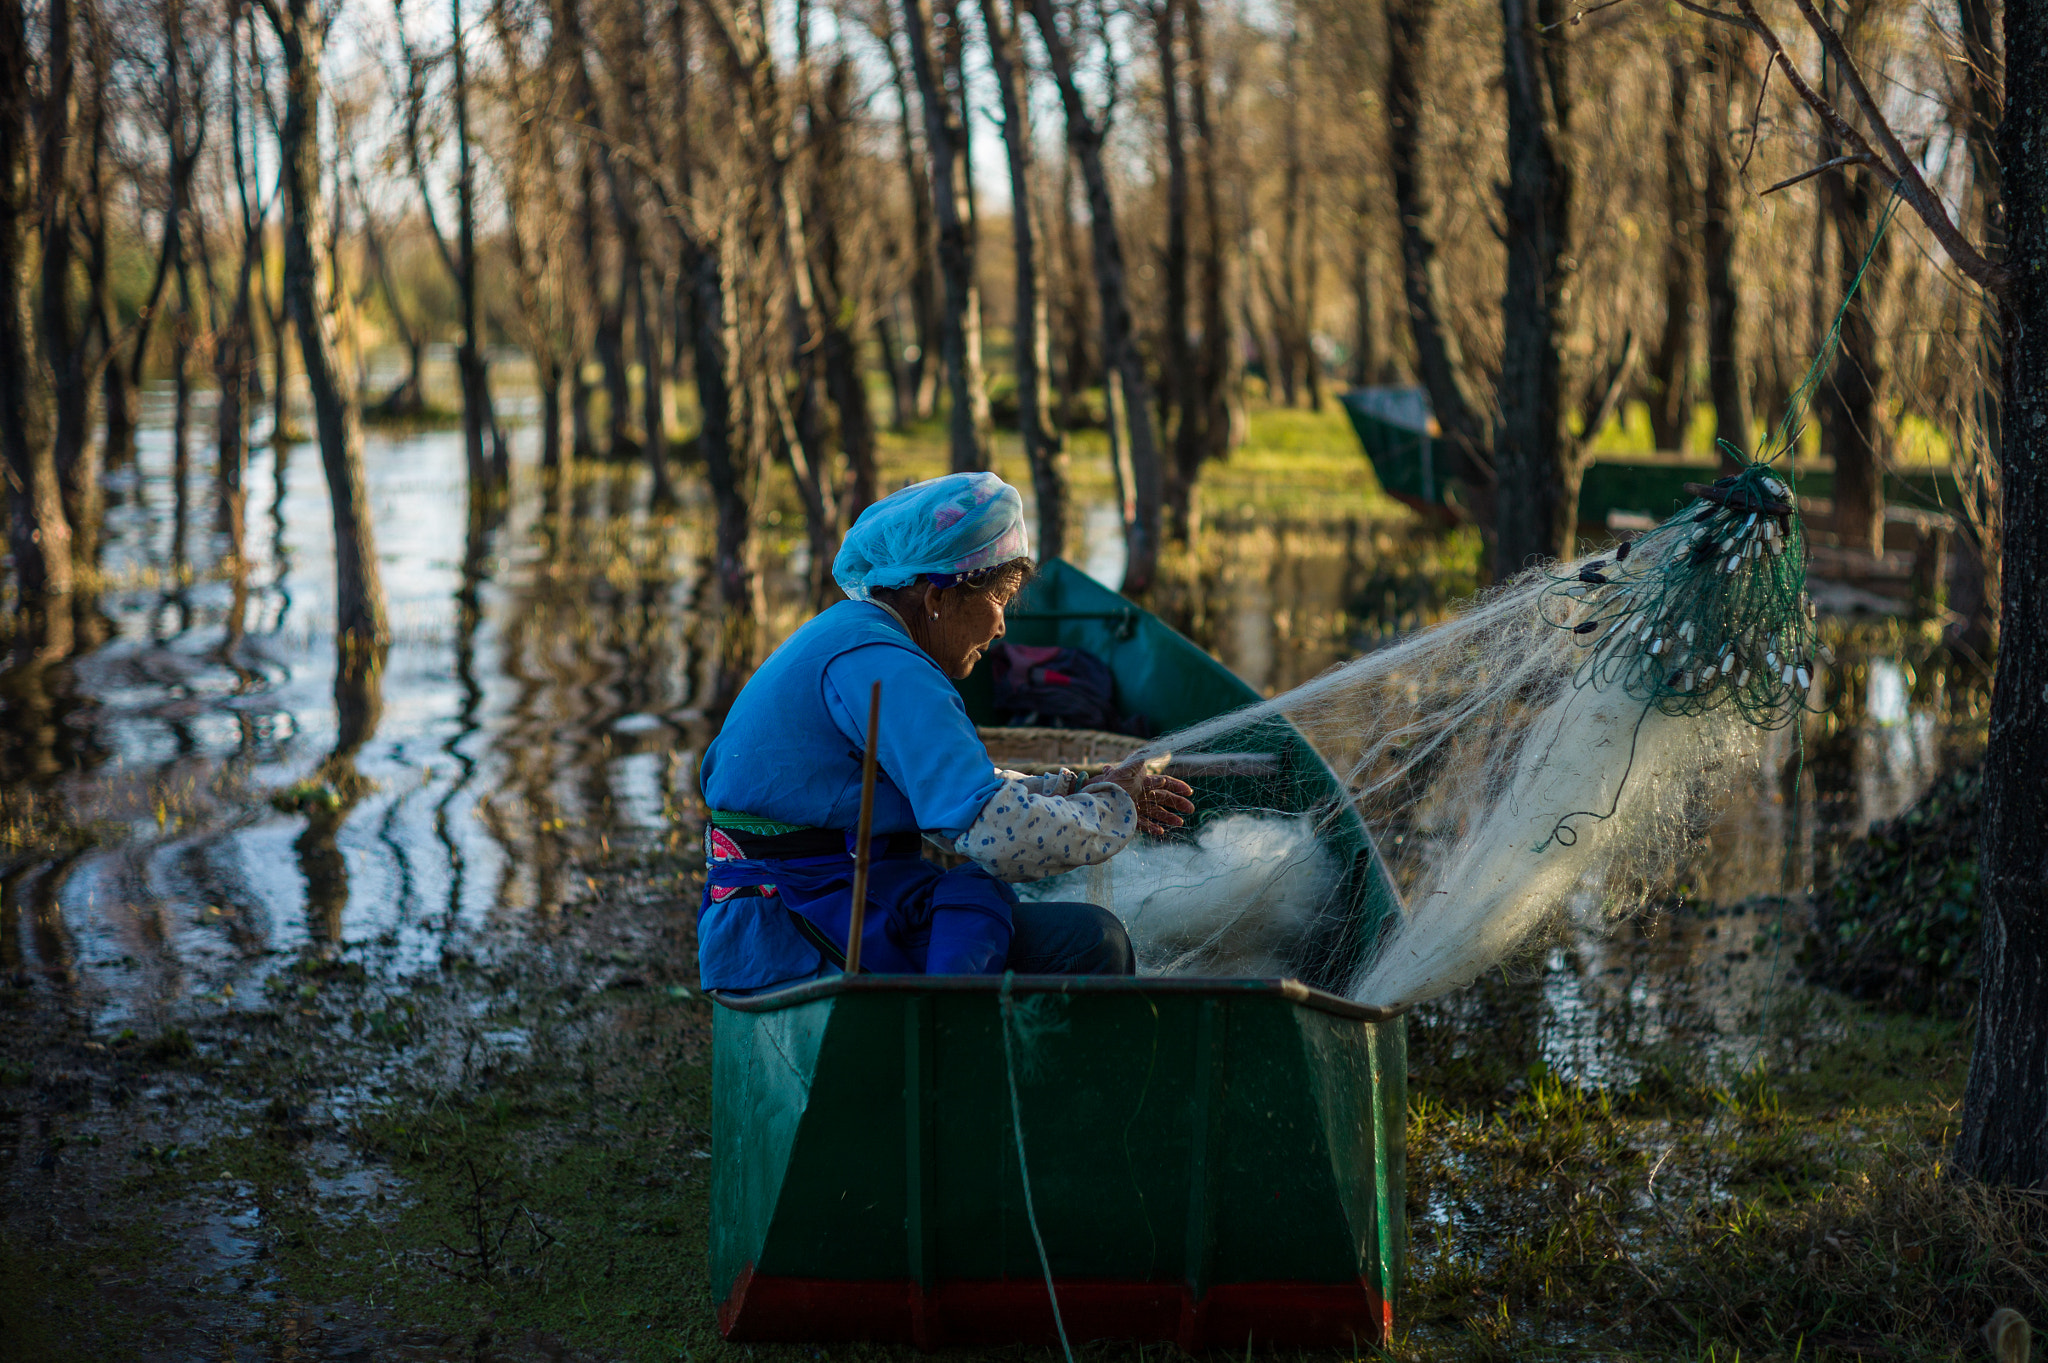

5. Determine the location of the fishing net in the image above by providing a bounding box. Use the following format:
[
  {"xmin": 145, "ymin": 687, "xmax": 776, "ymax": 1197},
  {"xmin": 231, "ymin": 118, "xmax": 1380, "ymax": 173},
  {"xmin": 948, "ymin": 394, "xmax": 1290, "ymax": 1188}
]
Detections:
[
  {"xmin": 1057, "ymin": 453, "xmax": 1822, "ymax": 1008},
  {"xmin": 1018, "ymin": 467, "xmax": 1816, "ymax": 1006},
  {"xmin": 1016, "ymin": 190, "xmax": 1900, "ymax": 1007}
]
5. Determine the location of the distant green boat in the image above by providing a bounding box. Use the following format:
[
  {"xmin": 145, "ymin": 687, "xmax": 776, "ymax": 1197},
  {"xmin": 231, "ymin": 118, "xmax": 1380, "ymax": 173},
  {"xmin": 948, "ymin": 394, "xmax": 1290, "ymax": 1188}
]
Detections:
[
  {"xmin": 1339, "ymin": 385, "xmax": 1961, "ymax": 529},
  {"xmin": 709, "ymin": 559, "xmax": 1408, "ymax": 1349}
]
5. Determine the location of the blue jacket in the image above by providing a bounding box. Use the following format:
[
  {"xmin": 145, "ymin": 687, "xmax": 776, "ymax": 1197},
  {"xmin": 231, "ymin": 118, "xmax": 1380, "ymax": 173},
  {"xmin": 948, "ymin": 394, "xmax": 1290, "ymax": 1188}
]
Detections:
[
  {"xmin": 700, "ymin": 601, "xmax": 1002, "ymax": 836},
  {"xmin": 697, "ymin": 603, "xmax": 1014, "ymax": 992}
]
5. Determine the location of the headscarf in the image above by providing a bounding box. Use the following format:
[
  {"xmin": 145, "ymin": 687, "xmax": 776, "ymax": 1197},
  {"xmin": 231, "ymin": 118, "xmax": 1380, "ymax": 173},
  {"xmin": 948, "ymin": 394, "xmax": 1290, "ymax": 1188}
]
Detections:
[{"xmin": 832, "ymin": 472, "xmax": 1031, "ymax": 602}]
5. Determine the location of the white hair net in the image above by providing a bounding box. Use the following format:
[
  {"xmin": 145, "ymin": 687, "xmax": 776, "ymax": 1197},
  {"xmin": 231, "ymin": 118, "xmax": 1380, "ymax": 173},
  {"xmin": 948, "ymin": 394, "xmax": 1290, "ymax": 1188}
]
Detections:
[{"xmin": 832, "ymin": 472, "xmax": 1031, "ymax": 601}]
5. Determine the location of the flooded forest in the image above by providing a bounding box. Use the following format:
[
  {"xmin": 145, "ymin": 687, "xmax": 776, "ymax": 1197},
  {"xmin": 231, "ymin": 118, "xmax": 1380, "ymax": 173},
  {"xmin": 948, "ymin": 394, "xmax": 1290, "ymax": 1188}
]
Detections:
[{"xmin": 1, "ymin": 0, "xmax": 2044, "ymax": 1354}]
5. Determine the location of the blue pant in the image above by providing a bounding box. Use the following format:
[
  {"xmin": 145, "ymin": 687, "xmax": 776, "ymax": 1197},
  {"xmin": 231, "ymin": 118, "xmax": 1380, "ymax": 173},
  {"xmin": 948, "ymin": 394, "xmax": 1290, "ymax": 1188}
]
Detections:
[{"xmin": 1008, "ymin": 899, "xmax": 1134, "ymax": 975}]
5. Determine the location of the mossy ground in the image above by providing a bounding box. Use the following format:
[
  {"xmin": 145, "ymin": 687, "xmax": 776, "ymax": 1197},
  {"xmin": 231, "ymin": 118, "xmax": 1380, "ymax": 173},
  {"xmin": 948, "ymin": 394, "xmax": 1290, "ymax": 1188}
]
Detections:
[{"xmin": 4, "ymin": 827, "xmax": 2028, "ymax": 1362}]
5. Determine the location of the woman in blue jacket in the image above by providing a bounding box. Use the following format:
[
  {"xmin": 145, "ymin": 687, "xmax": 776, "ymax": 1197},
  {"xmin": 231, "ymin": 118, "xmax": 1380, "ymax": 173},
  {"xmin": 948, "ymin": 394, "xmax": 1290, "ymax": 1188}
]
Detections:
[{"xmin": 696, "ymin": 472, "xmax": 1194, "ymax": 994}]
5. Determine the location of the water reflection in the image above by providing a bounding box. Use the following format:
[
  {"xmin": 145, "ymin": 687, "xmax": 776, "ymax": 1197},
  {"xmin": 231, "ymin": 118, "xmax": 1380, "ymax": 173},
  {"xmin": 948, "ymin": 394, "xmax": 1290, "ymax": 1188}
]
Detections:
[
  {"xmin": 0, "ymin": 420, "xmax": 712, "ymax": 1031},
  {"xmin": 0, "ymin": 411, "xmax": 1983, "ymax": 1055}
]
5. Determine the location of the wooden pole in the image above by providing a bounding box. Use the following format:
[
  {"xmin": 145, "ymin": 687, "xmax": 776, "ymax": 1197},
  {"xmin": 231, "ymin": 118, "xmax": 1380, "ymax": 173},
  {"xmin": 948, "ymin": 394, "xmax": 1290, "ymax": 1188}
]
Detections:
[{"xmin": 844, "ymin": 680, "xmax": 882, "ymax": 975}]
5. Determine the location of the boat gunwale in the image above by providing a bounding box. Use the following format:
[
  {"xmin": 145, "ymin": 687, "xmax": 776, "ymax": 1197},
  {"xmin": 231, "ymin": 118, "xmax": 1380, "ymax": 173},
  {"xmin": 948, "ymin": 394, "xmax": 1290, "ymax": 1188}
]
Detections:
[{"xmin": 707, "ymin": 973, "xmax": 1408, "ymax": 1023}]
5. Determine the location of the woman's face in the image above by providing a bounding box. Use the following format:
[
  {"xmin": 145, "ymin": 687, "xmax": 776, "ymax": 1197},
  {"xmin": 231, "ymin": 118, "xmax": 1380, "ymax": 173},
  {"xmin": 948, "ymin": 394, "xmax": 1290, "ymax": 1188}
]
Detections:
[{"xmin": 921, "ymin": 579, "xmax": 1019, "ymax": 679}]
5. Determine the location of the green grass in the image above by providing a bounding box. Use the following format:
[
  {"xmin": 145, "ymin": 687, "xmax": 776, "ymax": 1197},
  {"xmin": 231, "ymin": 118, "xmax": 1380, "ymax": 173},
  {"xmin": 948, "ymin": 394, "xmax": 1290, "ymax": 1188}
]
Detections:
[
  {"xmin": 1396, "ymin": 980, "xmax": 2035, "ymax": 1361},
  {"xmin": 872, "ymin": 397, "xmax": 1407, "ymax": 528}
]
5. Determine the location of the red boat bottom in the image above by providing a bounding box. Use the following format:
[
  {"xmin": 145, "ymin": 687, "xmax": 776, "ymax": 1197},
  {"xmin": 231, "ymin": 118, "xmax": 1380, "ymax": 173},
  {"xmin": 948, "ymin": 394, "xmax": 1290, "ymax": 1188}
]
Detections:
[{"xmin": 718, "ymin": 1264, "xmax": 1393, "ymax": 1350}]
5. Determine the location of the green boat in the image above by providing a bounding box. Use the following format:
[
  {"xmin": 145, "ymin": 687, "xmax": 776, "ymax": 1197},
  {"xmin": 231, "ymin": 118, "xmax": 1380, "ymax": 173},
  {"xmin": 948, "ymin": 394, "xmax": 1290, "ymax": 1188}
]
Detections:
[
  {"xmin": 1340, "ymin": 385, "xmax": 1961, "ymax": 530},
  {"xmin": 709, "ymin": 559, "xmax": 1408, "ymax": 1349}
]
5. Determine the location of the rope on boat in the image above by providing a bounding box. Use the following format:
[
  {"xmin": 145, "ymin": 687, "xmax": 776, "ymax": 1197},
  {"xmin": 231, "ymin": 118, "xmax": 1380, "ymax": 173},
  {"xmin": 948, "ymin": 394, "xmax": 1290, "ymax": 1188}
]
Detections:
[{"xmin": 999, "ymin": 972, "xmax": 1075, "ymax": 1363}]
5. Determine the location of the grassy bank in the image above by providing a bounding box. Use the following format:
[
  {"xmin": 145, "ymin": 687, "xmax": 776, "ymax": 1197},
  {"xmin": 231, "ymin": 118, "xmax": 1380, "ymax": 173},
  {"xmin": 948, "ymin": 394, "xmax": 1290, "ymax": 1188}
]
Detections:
[{"xmin": 1403, "ymin": 973, "xmax": 2033, "ymax": 1359}]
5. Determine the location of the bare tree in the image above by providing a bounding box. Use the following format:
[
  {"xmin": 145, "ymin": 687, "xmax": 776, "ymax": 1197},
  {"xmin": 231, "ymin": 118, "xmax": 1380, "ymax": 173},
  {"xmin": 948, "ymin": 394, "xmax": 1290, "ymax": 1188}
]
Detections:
[
  {"xmin": 1029, "ymin": 0, "xmax": 1166, "ymax": 592},
  {"xmin": 1151, "ymin": 0, "xmax": 1197, "ymax": 535},
  {"xmin": 257, "ymin": 0, "xmax": 391, "ymax": 659},
  {"xmin": 867, "ymin": 0, "xmax": 941, "ymax": 427},
  {"xmin": 1382, "ymin": 0, "xmax": 1489, "ymax": 500},
  {"xmin": 1185, "ymin": 0, "xmax": 1235, "ymax": 467},
  {"xmin": 127, "ymin": 0, "xmax": 208, "ymax": 457},
  {"xmin": 0, "ymin": 0, "xmax": 74, "ymax": 610},
  {"xmin": 1647, "ymin": 47, "xmax": 1696, "ymax": 452},
  {"xmin": 980, "ymin": 0, "xmax": 1067, "ymax": 558},
  {"xmin": 899, "ymin": 0, "xmax": 991, "ymax": 471},
  {"xmin": 395, "ymin": 0, "xmax": 509, "ymax": 502},
  {"xmin": 217, "ymin": 0, "xmax": 280, "ymax": 566},
  {"xmin": 1699, "ymin": 30, "xmax": 1750, "ymax": 467},
  {"xmin": 1494, "ymin": 0, "xmax": 1574, "ymax": 570},
  {"xmin": 1811, "ymin": 0, "xmax": 1890, "ymax": 553}
]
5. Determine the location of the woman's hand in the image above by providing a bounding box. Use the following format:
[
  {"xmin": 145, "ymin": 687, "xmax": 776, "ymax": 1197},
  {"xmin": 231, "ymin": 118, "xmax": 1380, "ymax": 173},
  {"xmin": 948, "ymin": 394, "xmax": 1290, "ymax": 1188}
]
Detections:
[{"xmin": 1097, "ymin": 757, "xmax": 1195, "ymax": 837}]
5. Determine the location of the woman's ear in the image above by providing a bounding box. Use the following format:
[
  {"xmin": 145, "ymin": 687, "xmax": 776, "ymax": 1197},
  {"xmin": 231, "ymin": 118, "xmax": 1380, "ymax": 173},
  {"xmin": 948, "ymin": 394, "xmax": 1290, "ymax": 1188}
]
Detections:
[{"xmin": 922, "ymin": 581, "xmax": 944, "ymax": 621}]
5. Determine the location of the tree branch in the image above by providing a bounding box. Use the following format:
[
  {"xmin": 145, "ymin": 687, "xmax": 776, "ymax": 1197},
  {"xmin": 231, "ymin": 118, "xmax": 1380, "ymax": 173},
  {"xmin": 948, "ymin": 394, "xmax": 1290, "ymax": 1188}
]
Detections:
[
  {"xmin": 1781, "ymin": 0, "xmax": 2005, "ymax": 292},
  {"xmin": 1666, "ymin": 0, "xmax": 1757, "ymax": 34},
  {"xmin": 1576, "ymin": 329, "xmax": 1639, "ymax": 451},
  {"xmin": 1703, "ymin": 0, "xmax": 2009, "ymax": 297},
  {"xmin": 391, "ymin": 6, "xmax": 463, "ymax": 288},
  {"xmin": 1761, "ymin": 152, "xmax": 1877, "ymax": 196}
]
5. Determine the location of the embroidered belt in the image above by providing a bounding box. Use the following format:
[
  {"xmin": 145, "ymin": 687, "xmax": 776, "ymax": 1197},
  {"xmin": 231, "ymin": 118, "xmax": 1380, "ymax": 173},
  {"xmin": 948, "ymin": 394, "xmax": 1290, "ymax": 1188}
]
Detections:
[{"xmin": 705, "ymin": 811, "xmax": 923, "ymax": 862}]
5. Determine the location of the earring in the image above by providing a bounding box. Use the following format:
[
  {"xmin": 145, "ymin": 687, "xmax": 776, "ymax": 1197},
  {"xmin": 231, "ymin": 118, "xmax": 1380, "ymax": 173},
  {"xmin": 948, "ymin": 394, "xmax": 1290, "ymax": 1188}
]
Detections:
[{"xmin": 930, "ymin": 612, "xmax": 940, "ymax": 621}]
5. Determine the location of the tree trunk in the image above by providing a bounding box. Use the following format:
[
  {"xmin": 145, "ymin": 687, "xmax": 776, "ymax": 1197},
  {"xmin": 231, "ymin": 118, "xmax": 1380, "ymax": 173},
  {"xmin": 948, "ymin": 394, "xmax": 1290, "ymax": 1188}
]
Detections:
[
  {"xmin": 1030, "ymin": 0, "xmax": 1165, "ymax": 592},
  {"xmin": 1957, "ymin": 0, "xmax": 2048, "ymax": 1190},
  {"xmin": 40, "ymin": 0, "xmax": 98, "ymax": 580},
  {"xmin": 1949, "ymin": 0, "xmax": 2048, "ymax": 1186},
  {"xmin": 877, "ymin": 12, "xmax": 939, "ymax": 422},
  {"xmin": 1302, "ymin": 180, "xmax": 1324, "ymax": 412},
  {"xmin": 1348, "ymin": 202, "xmax": 1378, "ymax": 389},
  {"xmin": 637, "ymin": 254, "xmax": 679, "ymax": 507},
  {"xmin": 776, "ymin": 183, "xmax": 840, "ymax": 607},
  {"xmin": 1383, "ymin": 0, "xmax": 1487, "ymax": 483},
  {"xmin": 450, "ymin": 0, "xmax": 506, "ymax": 497},
  {"xmin": 693, "ymin": 234, "xmax": 758, "ymax": 713},
  {"xmin": 271, "ymin": 307, "xmax": 298, "ymax": 449},
  {"xmin": 216, "ymin": 250, "xmax": 256, "ymax": 560},
  {"xmin": 808, "ymin": 59, "xmax": 880, "ymax": 520},
  {"xmin": 269, "ymin": 0, "xmax": 389, "ymax": 658},
  {"xmin": 899, "ymin": 0, "xmax": 990, "ymax": 471},
  {"xmin": 1814, "ymin": 4, "xmax": 1889, "ymax": 555},
  {"xmin": 73, "ymin": 6, "xmax": 112, "ymax": 588},
  {"xmin": 1187, "ymin": 0, "xmax": 1234, "ymax": 466},
  {"xmin": 982, "ymin": 0, "xmax": 1067, "ymax": 559},
  {"xmin": 598, "ymin": 211, "xmax": 637, "ymax": 458},
  {"xmin": 128, "ymin": 0, "xmax": 201, "ymax": 411},
  {"xmin": 0, "ymin": 0, "xmax": 73, "ymax": 606},
  {"xmin": 539, "ymin": 357, "xmax": 567, "ymax": 472},
  {"xmin": 877, "ymin": 305, "xmax": 917, "ymax": 434},
  {"xmin": 1947, "ymin": 0, "xmax": 2003, "ymax": 658},
  {"xmin": 1700, "ymin": 33, "xmax": 1749, "ymax": 469},
  {"xmin": 1648, "ymin": 48, "xmax": 1696, "ymax": 453},
  {"xmin": 99, "ymin": 304, "xmax": 136, "ymax": 467},
  {"xmin": 172, "ymin": 262, "xmax": 195, "ymax": 569},
  {"xmin": 1494, "ymin": 0, "xmax": 1576, "ymax": 572},
  {"xmin": 1277, "ymin": 22, "xmax": 1309, "ymax": 410},
  {"xmin": 1155, "ymin": 0, "xmax": 1198, "ymax": 539},
  {"xmin": 1816, "ymin": 171, "xmax": 1889, "ymax": 554},
  {"xmin": 1054, "ymin": 155, "xmax": 1094, "ymax": 427}
]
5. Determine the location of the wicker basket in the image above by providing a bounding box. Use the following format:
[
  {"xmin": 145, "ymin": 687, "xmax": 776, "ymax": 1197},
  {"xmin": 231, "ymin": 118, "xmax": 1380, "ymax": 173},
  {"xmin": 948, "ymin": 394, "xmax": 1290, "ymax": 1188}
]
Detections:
[{"xmin": 976, "ymin": 726, "xmax": 1156, "ymax": 776}]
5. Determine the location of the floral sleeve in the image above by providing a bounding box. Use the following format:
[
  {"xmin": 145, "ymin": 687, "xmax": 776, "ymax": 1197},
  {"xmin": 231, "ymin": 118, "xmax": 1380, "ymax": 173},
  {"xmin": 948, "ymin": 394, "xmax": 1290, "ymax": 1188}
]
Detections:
[{"xmin": 952, "ymin": 775, "xmax": 1138, "ymax": 883}]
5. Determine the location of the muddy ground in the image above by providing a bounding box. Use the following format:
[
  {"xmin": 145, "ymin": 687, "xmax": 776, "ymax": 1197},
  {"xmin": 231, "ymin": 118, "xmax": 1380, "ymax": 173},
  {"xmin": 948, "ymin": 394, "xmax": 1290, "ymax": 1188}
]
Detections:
[{"xmin": 4, "ymin": 833, "xmax": 2029, "ymax": 1363}]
